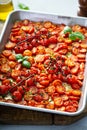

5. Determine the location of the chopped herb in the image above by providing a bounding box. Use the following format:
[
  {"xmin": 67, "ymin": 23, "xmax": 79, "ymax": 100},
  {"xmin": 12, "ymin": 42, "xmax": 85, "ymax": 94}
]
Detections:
[
  {"xmin": 28, "ymin": 91, "xmax": 32, "ymax": 95},
  {"xmin": 9, "ymin": 79, "xmax": 14, "ymax": 83},
  {"xmin": 66, "ymin": 52, "xmax": 72, "ymax": 58}
]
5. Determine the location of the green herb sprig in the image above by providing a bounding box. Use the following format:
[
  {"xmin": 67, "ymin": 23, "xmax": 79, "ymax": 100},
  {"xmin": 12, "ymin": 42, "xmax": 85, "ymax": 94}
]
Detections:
[
  {"xmin": 63, "ymin": 26, "xmax": 84, "ymax": 41},
  {"xmin": 15, "ymin": 54, "xmax": 31, "ymax": 68}
]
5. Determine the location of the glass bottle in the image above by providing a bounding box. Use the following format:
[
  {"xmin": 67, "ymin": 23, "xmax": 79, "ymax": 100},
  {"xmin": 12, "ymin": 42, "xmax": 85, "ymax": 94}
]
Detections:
[{"xmin": 0, "ymin": 0, "xmax": 14, "ymax": 21}]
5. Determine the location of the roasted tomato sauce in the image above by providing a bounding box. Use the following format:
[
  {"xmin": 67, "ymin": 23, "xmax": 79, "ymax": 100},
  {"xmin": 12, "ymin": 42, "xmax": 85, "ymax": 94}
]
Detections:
[{"xmin": 0, "ymin": 19, "xmax": 87, "ymax": 113}]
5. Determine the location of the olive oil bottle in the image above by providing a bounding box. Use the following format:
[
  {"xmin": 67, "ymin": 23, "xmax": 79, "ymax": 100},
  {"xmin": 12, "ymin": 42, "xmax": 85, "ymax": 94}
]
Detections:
[{"xmin": 0, "ymin": 0, "xmax": 14, "ymax": 21}]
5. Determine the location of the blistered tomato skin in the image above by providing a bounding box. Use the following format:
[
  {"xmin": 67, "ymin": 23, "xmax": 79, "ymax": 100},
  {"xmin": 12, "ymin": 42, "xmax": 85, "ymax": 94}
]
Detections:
[
  {"xmin": 12, "ymin": 90, "xmax": 22, "ymax": 102},
  {"xmin": 0, "ymin": 19, "xmax": 87, "ymax": 113},
  {"xmin": 0, "ymin": 85, "xmax": 11, "ymax": 95}
]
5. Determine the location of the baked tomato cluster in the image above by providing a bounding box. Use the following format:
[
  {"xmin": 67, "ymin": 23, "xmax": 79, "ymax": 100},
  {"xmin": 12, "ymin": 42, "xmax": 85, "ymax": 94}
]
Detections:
[{"xmin": 0, "ymin": 19, "xmax": 87, "ymax": 113}]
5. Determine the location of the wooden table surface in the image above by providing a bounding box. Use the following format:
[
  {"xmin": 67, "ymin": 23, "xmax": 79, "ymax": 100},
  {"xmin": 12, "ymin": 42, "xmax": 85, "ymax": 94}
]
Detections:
[{"xmin": 0, "ymin": 103, "xmax": 87, "ymax": 125}]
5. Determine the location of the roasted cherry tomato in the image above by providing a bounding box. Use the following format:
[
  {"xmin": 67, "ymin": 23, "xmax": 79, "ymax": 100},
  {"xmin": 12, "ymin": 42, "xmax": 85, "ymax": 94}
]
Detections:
[
  {"xmin": 33, "ymin": 94, "xmax": 43, "ymax": 102},
  {"xmin": 0, "ymin": 85, "xmax": 11, "ymax": 95},
  {"xmin": 54, "ymin": 97, "xmax": 63, "ymax": 107},
  {"xmin": 12, "ymin": 90, "xmax": 22, "ymax": 102},
  {"xmin": 25, "ymin": 78, "xmax": 35, "ymax": 86},
  {"xmin": 65, "ymin": 105, "xmax": 77, "ymax": 112}
]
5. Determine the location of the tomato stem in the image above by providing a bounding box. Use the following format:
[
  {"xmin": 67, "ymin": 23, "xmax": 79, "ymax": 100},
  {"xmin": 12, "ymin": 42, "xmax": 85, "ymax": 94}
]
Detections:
[
  {"xmin": 15, "ymin": 35, "xmax": 35, "ymax": 47},
  {"xmin": 9, "ymin": 74, "xmax": 34, "ymax": 92}
]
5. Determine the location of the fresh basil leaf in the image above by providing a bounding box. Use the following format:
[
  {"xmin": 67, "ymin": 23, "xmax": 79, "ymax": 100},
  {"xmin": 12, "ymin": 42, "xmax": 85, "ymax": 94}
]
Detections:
[
  {"xmin": 69, "ymin": 33, "xmax": 77, "ymax": 41},
  {"xmin": 73, "ymin": 32, "xmax": 84, "ymax": 40},
  {"xmin": 18, "ymin": 3, "xmax": 30, "ymax": 10},
  {"xmin": 69, "ymin": 32, "xmax": 84, "ymax": 41},
  {"xmin": 15, "ymin": 54, "xmax": 23, "ymax": 60},
  {"xmin": 22, "ymin": 60, "xmax": 31, "ymax": 68},
  {"xmin": 63, "ymin": 26, "xmax": 72, "ymax": 34}
]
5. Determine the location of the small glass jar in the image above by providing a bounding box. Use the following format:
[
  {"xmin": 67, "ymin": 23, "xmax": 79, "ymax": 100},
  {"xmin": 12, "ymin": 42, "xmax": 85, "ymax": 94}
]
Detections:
[{"xmin": 0, "ymin": 0, "xmax": 14, "ymax": 21}]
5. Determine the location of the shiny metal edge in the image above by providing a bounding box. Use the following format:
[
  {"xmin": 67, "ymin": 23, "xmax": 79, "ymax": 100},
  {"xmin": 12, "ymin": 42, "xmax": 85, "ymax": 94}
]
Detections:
[{"xmin": 0, "ymin": 10, "xmax": 87, "ymax": 116}]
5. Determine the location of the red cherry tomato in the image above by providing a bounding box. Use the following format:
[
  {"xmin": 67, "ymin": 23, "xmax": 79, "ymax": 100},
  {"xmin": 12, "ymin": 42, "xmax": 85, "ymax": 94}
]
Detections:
[
  {"xmin": 40, "ymin": 80, "xmax": 49, "ymax": 86},
  {"xmin": 71, "ymin": 83, "xmax": 81, "ymax": 89},
  {"xmin": 5, "ymin": 42, "xmax": 16, "ymax": 49},
  {"xmin": 46, "ymin": 85, "xmax": 55, "ymax": 95},
  {"xmin": 54, "ymin": 43, "xmax": 67, "ymax": 52},
  {"xmin": 66, "ymin": 74, "xmax": 78, "ymax": 84},
  {"xmin": 31, "ymin": 39, "xmax": 38, "ymax": 47},
  {"xmin": 40, "ymin": 28, "xmax": 48, "ymax": 34},
  {"xmin": 33, "ymin": 94, "xmax": 43, "ymax": 102},
  {"xmin": 11, "ymin": 69, "xmax": 21, "ymax": 79},
  {"xmin": 2, "ymin": 79, "xmax": 10, "ymax": 85},
  {"xmin": 0, "ymin": 85, "xmax": 11, "ymax": 95},
  {"xmin": 36, "ymin": 84, "xmax": 45, "ymax": 89},
  {"xmin": 25, "ymin": 78, "xmax": 35, "ymax": 86},
  {"xmin": 71, "ymin": 63, "xmax": 79, "ymax": 74},
  {"xmin": 52, "ymin": 79, "xmax": 62, "ymax": 87},
  {"xmin": 48, "ymin": 36, "xmax": 57, "ymax": 44},
  {"xmin": 17, "ymin": 86, "xmax": 25, "ymax": 95},
  {"xmin": 65, "ymin": 105, "xmax": 77, "ymax": 112},
  {"xmin": 41, "ymin": 38, "xmax": 49, "ymax": 46},
  {"xmin": 61, "ymin": 66, "xmax": 70, "ymax": 75},
  {"xmin": 46, "ymin": 102, "xmax": 54, "ymax": 110},
  {"xmin": 14, "ymin": 46, "xmax": 24, "ymax": 53},
  {"xmin": 71, "ymin": 100, "xmax": 78, "ymax": 108},
  {"xmin": 9, "ymin": 35, "xmax": 18, "ymax": 43},
  {"xmin": 54, "ymin": 97, "xmax": 63, "ymax": 107},
  {"xmin": 12, "ymin": 90, "xmax": 22, "ymax": 102},
  {"xmin": 27, "ymin": 100, "xmax": 35, "ymax": 106},
  {"xmin": 56, "ymin": 85, "xmax": 65, "ymax": 94},
  {"xmin": 38, "ymin": 89, "xmax": 49, "ymax": 100},
  {"xmin": 2, "ymin": 50, "xmax": 12, "ymax": 57}
]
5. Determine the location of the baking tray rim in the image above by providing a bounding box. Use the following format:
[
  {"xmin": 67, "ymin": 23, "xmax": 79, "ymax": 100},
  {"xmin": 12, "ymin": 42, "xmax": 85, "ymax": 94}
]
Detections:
[{"xmin": 0, "ymin": 10, "xmax": 87, "ymax": 116}]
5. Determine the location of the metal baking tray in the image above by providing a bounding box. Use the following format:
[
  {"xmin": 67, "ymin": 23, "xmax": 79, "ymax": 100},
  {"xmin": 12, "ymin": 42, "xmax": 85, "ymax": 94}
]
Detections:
[{"xmin": 0, "ymin": 10, "xmax": 87, "ymax": 116}]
